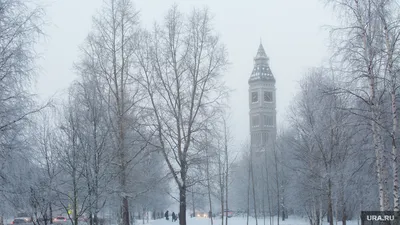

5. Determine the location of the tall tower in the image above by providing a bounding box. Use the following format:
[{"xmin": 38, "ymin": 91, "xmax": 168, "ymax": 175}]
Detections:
[{"xmin": 249, "ymin": 43, "xmax": 276, "ymax": 153}]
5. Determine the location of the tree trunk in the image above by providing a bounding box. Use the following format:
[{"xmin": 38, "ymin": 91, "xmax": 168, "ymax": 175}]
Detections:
[
  {"xmin": 391, "ymin": 89, "xmax": 399, "ymax": 211},
  {"xmin": 179, "ymin": 186, "xmax": 187, "ymax": 225},
  {"xmin": 206, "ymin": 134, "xmax": 214, "ymax": 225},
  {"xmin": 334, "ymin": 194, "xmax": 338, "ymax": 225},
  {"xmin": 274, "ymin": 145, "xmax": 280, "ymax": 225},
  {"xmin": 262, "ymin": 178, "xmax": 266, "ymax": 225},
  {"xmin": 250, "ymin": 153, "xmax": 258, "ymax": 225},
  {"xmin": 219, "ymin": 151, "xmax": 224, "ymax": 225},
  {"xmin": 224, "ymin": 120, "xmax": 229, "ymax": 225},
  {"xmin": 263, "ymin": 148, "xmax": 272, "ymax": 225},
  {"xmin": 73, "ymin": 159, "xmax": 78, "ymax": 225},
  {"xmin": 122, "ymin": 197, "xmax": 129, "ymax": 225},
  {"xmin": 328, "ymin": 179, "xmax": 333, "ymax": 225},
  {"xmin": 382, "ymin": 13, "xmax": 400, "ymax": 212},
  {"xmin": 246, "ymin": 157, "xmax": 251, "ymax": 225},
  {"xmin": 341, "ymin": 204, "xmax": 346, "ymax": 225},
  {"xmin": 89, "ymin": 212, "xmax": 93, "ymax": 225},
  {"xmin": 49, "ymin": 202, "xmax": 53, "ymax": 224},
  {"xmin": 192, "ymin": 187, "xmax": 196, "ymax": 219},
  {"xmin": 281, "ymin": 184, "xmax": 286, "ymax": 221},
  {"xmin": 372, "ymin": 120, "xmax": 390, "ymax": 211},
  {"xmin": 267, "ymin": 171, "xmax": 272, "ymax": 225},
  {"xmin": 142, "ymin": 208, "xmax": 145, "ymax": 225}
]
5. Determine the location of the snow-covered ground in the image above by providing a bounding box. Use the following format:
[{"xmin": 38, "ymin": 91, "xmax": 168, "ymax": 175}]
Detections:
[
  {"xmin": 4, "ymin": 216, "xmax": 361, "ymax": 225},
  {"xmin": 148, "ymin": 217, "xmax": 360, "ymax": 225}
]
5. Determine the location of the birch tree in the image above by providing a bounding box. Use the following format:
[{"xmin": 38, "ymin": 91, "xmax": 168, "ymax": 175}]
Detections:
[
  {"xmin": 374, "ymin": 1, "xmax": 400, "ymax": 211},
  {"xmin": 0, "ymin": 0, "xmax": 46, "ymax": 195},
  {"xmin": 32, "ymin": 111, "xmax": 61, "ymax": 225},
  {"xmin": 326, "ymin": 0, "xmax": 392, "ymax": 211}
]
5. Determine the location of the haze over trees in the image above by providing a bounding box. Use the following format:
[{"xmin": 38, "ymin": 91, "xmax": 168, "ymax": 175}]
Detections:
[{"xmin": 3, "ymin": 1, "xmax": 400, "ymax": 225}]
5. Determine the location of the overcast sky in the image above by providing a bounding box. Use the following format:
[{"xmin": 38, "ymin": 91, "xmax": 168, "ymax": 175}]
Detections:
[{"xmin": 35, "ymin": 0, "xmax": 338, "ymax": 152}]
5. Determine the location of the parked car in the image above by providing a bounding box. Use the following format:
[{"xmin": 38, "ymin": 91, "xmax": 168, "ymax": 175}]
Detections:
[
  {"xmin": 219, "ymin": 210, "xmax": 233, "ymax": 218},
  {"xmin": 11, "ymin": 218, "xmax": 33, "ymax": 225},
  {"xmin": 53, "ymin": 216, "xmax": 67, "ymax": 223}
]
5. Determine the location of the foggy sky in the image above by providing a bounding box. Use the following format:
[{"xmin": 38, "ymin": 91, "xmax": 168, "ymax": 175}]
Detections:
[{"xmin": 36, "ymin": 0, "xmax": 337, "ymax": 153}]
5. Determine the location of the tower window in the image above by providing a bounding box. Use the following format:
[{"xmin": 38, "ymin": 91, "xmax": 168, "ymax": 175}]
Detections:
[
  {"xmin": 264, "ymin": 91, "xmax": 273, "ymax": 102},
  {"xmin": 262, "ymin": 132, "xmax": 268, "ymax": 145},
  {"xmin": 251, "ymin": 92, "xmax": 258, "ymax": 103},
  {"xmin": 252, "ymin": 115, "xmax": 260, "ymax": 127},
  {"xmin": 264, "ymin": 115, "xmax": 274, "ymax": 126}
]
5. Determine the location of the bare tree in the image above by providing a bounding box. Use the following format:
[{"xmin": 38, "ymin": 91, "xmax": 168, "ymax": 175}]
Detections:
[
  {"xmin": 32, "ymin": 110, "xmax": 61, "ymax": 225},
  {"xmin": 76, "ymin": 1, "xmax": 145, "ymax": 225},
  {"xmin": 57, "ymin": 89, "xmax": 89, "ymax": 225},
  {"xmin": 136, "ymin": 5, "xmax": 228, "ymax": 225},
  {"xmin": 326, "ymin": 0, "xmax": 392, "ymax": 211},
  {"xmin": 0, "ymin": 0, "xmax": 47, "ymax": 221},
  {"xmin": 0, "ymin": 0, "xmax": 46, "ymax": 196},
  {"xmin": 0, "ymin": 0, "xmax": 45, "ymax": 136},
  {"xmin": 71, "ymin": 71, "xmax": 112, "ymax": 225}
]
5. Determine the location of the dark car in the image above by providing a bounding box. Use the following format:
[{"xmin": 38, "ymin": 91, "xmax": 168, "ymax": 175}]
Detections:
[{"xmin": 12, "ymin": 218, "xmax": 33, "ymax": 225}]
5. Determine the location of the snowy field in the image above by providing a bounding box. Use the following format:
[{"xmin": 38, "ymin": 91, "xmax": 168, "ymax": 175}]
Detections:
[
  {"xmin": 4, "ymin": 217, "xmax": 361, "ymax": 225},
  {"xmin": 149, "ymin": 217, "xmax": 360, "ymax": 225}
]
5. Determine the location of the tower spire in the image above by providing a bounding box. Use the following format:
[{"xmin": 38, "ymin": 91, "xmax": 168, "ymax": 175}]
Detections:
[
  {"xmin": 249, "ymin": 43, "xmax": 274, "ymax": 82},
  {"xmin": 255, "ymin": 43, "xmax": 267, "ymax": 59}
]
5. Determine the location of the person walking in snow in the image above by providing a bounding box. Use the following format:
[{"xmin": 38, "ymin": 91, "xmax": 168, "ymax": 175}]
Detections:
[
  {"xmin": 165, "ymin": 210, "xmax": 169, "ymax": 220},
  {"xmin": 171, "ymin": 212, "xmax": 176, "ymax": 222}
]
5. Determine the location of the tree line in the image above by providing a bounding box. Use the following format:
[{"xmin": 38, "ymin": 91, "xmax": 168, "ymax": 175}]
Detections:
[{"xmin": 0, "ymin": 1, "xmax": 230, "ymax": 225}]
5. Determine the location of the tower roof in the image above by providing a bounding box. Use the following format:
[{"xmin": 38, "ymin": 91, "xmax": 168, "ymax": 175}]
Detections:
[
  {"xmin": 249, "ymin": 43, "xmax": 275, "ymax": 83},
  {"xmin": 255, "ymin": 43, "xmax": 267, "ymax": 59}
]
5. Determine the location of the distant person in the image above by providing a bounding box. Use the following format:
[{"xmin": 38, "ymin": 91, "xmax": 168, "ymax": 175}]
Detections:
[
  {"xmin": 172, "ymin": 212, "xmax": 176, "ymax": 222},
  {"xmin": 165, "ymin": 210, "xmax": 169, "ymax": 220}
]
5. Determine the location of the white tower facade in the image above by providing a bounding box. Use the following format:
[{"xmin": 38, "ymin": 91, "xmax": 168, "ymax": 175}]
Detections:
[{"xmin": 249, "ymin": 43, "xmax": 276, "ymax": 153}]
